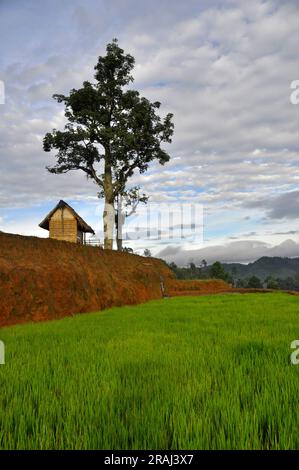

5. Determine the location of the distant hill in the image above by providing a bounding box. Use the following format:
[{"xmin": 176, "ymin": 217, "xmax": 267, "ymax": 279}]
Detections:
[{"xmin": 222, "ymin": 256, "xmax": 299, "ymax": 280}]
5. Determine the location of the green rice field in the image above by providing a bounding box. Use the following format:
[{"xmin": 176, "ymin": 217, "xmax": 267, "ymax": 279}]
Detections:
[{"xmin": 1, "ymin": 292, "xmax": 299, "ymax": 450}]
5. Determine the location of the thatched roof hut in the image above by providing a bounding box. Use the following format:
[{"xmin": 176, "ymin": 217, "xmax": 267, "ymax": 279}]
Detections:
[{"xmin": 39, "ymin": 200, "xmax": 95, "ymax": 244}]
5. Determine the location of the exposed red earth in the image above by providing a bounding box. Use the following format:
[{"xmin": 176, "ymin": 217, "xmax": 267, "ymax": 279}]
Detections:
[
  {"xmin": 0, "ymin": 231, "xmax": 285, "ymax": 328},
  {"xmin": 0, "ymin": 232, "xmax": 172, "ymax": 327}
]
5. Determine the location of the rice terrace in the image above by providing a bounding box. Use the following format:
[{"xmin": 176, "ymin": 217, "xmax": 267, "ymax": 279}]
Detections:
[{"xmin": 1, "ymin": 292, "xmax": 299, "ymax": 450}]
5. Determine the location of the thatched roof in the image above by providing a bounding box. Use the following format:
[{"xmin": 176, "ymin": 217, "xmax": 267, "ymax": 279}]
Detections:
[{"xmin": 39, "ymin": 200, "xmax": 95, "ymax": 234}]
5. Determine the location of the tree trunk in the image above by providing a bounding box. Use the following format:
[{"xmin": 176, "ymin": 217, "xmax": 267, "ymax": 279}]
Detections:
[
  {"xmin": 116, "ymin": 234, "xmax": 123, "ymax": 251},
  {"xmin": 103, "ymin": 200, "xmax": 114, "ymax": 249},
  {"xmin": 103, "ymin": 159, "xmax": 114, "ymax": 250},
  {"xmin": 116, "ymin": 195, "xmax": 124, "ymax": 251}
]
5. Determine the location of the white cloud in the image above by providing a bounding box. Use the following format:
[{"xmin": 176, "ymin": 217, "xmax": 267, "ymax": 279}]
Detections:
[
  {"xmin": 158, "ymin": 239, "xmax": 299, "ymax": 265},
  {"xmin": 1, "ymin": 0, "xmax": 299, "ymax": 256}
]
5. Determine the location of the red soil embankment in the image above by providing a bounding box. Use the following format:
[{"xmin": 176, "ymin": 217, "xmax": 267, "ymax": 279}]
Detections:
[
  {"xmin": 0, "ymin": 232, "xmax": 174, "ymax": 327},
  {"xmin": 0, "ymin": 231, "xmax": 258, "ymax": 328},
  {"xmin": 165, "ymin": 279, "xmax": 232, "ymax": 297}
]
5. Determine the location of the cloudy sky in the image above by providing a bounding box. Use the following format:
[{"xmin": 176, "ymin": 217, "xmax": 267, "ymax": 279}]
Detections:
[{"xmin": 1, "ymin": 0, "xmax": 299, "ymax": 264}]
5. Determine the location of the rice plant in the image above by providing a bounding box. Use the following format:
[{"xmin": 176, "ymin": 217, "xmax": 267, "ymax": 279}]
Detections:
[{"xmin": 0, "ymin": 293, "xmax": 299, "ymax": 449}]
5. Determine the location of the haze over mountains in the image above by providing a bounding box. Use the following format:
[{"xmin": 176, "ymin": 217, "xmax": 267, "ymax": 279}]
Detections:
[
  {"xmin": 159, "ymin": 239, "xmax": 299, "ymax": 266},
  {"xmin": 222, "ymin": 256, "xmax": 299, "ymax": 281}
]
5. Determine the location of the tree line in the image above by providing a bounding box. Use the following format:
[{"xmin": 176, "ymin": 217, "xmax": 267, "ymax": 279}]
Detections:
[
  {"xmin": 167, "ymin": 260, "xmax": 299, "ymax": 291},
  {"xmin": 167, "ymin": 260, "xmax": 234, "ymax": 282}
]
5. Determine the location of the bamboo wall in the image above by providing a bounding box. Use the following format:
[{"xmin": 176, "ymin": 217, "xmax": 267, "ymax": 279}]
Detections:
[
  {"xmin": 77, "ymin": 231, "xmax": 84, "ymax": 244},
  {"xmin": 49, "ymin": 208, "xmax": 78, "ymax": 243}
]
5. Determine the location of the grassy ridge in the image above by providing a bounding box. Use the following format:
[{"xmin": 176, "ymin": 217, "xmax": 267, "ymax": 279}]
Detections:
[{"xmin": 0, "ymin": 293, "xmax": 299, "ymax": 449}]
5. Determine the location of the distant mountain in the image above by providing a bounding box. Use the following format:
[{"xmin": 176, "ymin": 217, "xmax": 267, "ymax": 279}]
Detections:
[{"xmin": 222, "ymin": 256, "xmax": 299, "ymax": 280}]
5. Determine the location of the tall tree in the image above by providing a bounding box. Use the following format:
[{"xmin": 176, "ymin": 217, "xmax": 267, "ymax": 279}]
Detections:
[
  {"xmin": 114, "ymin": 186, "xmax": 148, "ymax": 251},
  {"xmin": 43, "ymin": 39, "xmax": 174, "ymax": 249}
]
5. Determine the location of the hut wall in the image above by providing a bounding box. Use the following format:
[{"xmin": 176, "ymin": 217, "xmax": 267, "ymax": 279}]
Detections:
[
  {"xmin": 77, "ymin": 230, "xmax": 84, "ymax": 244},
  {"xmin": 49, "ymin": 207, "xmax": 78, "ymax": 243}
]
